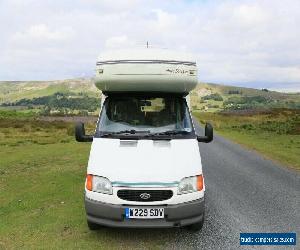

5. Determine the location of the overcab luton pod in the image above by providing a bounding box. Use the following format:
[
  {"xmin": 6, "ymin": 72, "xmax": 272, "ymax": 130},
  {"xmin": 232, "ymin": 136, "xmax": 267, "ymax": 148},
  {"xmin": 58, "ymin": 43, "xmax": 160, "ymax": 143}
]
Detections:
[
  {"xmin": 94, "ymin": 49, "xmax": 198, "ymax": 94},
  {"xmin": 75, "ymin": 48, "xmax": 213, "ymax": 231}
]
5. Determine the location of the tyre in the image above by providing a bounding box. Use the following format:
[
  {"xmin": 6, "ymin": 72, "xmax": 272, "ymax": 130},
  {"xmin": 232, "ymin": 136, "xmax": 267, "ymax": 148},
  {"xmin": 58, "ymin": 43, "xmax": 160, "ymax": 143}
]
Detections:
[
  {"xmin": 87, "ymin": 220, "xmax": 101, "ymax": 230},
  {"xmin": 186, "ymin": 215, "xmax": 204, "ymax": 231}
]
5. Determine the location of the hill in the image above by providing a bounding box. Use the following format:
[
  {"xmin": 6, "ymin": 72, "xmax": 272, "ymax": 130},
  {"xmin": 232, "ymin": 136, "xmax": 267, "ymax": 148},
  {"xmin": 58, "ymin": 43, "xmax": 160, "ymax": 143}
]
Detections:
[
  {"xmin": 0, "ymin": 78, "xmax": 101, "ymax": 115},
  {"xmin": 0, "ymin": 78, "xmax": 100, "ymax": 103},
  {"xmin": 0, "ymin": 79, "xmax": 299, "ymax": 113},
  {"xmin": 190, "ymin": 82, "xmax": 300, "ymax": 111}
]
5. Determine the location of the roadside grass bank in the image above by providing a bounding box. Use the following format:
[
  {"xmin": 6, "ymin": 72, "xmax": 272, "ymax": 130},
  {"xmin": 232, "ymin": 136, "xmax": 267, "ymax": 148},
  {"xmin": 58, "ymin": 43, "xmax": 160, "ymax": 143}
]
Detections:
[
  {"xmin": 0, "ymin": 118, "xmax": 170, "ymax": 249},
  {"xmin": 193, "ymin": 109, "xmax": 300, "ymax": 170}
]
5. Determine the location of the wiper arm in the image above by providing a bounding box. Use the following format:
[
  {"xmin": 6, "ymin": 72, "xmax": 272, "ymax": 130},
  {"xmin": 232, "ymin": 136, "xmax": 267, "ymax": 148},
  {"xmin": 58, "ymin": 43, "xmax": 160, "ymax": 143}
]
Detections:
[
  {"xmin": 147, "ymin": 130, "xmax": 190, "ymax": 136},
  {"xmin": 101, "ymin": 130, "xmax": 150, "ymax": 137}
]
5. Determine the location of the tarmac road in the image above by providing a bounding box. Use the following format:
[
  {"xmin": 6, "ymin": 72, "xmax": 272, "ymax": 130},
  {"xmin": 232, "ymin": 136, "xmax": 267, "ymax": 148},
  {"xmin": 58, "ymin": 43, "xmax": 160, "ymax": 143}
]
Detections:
[
  {"xmin": 101, "ymin": 119, "xmax": 299, "ymax": 250},
  {"xmin": 167, "ymin": 119, "xmax": 300, "ymax": 249}
]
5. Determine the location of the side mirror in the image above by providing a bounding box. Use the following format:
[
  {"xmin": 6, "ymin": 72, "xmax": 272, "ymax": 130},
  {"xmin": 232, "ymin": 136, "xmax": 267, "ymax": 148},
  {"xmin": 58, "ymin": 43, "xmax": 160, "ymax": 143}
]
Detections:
[
  {"xmin": 75, "ymin": 122, "xmax": 93, "ymax": 142},
  {"xmin": 197, "ymin": 123, "xmax": 213, "ymax": 143}
]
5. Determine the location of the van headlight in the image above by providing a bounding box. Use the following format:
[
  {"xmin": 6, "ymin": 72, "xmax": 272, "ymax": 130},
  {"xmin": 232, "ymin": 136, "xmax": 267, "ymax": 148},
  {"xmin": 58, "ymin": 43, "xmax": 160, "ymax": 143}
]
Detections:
[
  {"xmin": 86, "ymin": 175, "xmax": 112, "ymax": 194},
  {"xmin": 178, "ymin": 175, "xmax": 203, "ymax": 194}
]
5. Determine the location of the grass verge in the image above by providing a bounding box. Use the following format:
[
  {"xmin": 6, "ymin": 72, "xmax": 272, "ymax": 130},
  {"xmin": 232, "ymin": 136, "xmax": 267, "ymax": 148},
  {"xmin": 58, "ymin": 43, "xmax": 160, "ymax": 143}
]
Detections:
[
  {"xmin": 193, "ymin": 109, "xmax": 300, "ymax": 170},
  {"xmin": 0, "ymin": 118, "xmax": 171, "ymax": 249}
]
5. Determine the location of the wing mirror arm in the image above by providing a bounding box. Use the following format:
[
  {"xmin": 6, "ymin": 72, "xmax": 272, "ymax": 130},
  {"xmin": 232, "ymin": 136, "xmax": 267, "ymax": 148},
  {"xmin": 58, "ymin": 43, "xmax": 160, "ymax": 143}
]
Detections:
[
  {"xmin": 75, "ymin": 122, "xmax": 93, "ymax": 142},
  {"xmin": 197, "ymin": 123, "xmax": 213, "ymax": 143}
]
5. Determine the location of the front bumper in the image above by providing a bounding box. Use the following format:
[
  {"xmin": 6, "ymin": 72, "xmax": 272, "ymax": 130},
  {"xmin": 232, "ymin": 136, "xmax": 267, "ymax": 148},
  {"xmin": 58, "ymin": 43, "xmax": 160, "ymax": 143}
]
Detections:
[{"xmin": 85, "ymin": 196, "xmax": 205, "ymax": 228}]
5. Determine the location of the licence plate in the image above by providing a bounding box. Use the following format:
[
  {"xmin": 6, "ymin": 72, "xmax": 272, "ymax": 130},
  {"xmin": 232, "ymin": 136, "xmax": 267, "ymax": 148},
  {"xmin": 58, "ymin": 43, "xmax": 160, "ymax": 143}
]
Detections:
[{"xmin": 125, "ymin": 208, "xmax": 164, "ymax": 219}]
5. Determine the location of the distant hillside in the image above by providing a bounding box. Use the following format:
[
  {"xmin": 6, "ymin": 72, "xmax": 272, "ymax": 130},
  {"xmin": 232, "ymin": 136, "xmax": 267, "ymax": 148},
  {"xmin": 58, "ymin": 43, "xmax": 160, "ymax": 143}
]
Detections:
[
  {"xmin": 0, "ymin": 79, "xmax": 299, "ymax": 113},
  {"xmin": 190, "ymin": 82, "xmax": 300, "ymax": 111},
  {"xmin": 0, "ymin": 78, "xmax": 100, "ymax": 103},
  {"xmin": 0, "ymin": 78, "xmax": 101, "ymax": 115}
]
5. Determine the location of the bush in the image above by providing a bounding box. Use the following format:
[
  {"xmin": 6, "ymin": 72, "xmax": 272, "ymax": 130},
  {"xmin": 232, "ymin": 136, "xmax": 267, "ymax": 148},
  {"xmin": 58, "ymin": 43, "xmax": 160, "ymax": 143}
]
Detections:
[
  {"xmin": 228, "ymin": 90, "xmax": 241, "ymax": 94},
  {"xmin": 240, "ymin": 124, "xmax": 254, "ymax": 130},
  {"xmin": 202, "ymin": 93, "xmax": 223, "ymax": 101},
  {"xmin": 223, "ymin": 96, "xmax": 269, "ymax": 110}
]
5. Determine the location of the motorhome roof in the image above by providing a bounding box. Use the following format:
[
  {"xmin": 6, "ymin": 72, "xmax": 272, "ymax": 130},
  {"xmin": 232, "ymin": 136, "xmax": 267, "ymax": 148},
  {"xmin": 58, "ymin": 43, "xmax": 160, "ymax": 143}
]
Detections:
[
  {"xmin": 97, "ymin": 48, "xmax": 196, "ymax": 63},
  {"xmin": 94, "ymin": 48, "xmax": 198, "ymax": 94}
]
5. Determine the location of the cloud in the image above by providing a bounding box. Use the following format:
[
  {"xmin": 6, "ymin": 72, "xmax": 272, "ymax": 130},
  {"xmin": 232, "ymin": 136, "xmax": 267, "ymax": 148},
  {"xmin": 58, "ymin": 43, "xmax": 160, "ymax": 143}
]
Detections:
[
  {"xmin": 232, "ymin": 3, "xmax": 270, "ymax": 26},
  {"xmin": 105, "ymin": 35, "xmax": 134, "ymax": 49},
  {"xmin": 12, "ymin": 24, "xmax": 74, "ymax": 42},
  {"xmin": 0, "ymin": 0, "xmax": 299, "ymax": 91},
  {"xmin": 151, "ymin": 9, "xmax": 177, "ymax": 30}
]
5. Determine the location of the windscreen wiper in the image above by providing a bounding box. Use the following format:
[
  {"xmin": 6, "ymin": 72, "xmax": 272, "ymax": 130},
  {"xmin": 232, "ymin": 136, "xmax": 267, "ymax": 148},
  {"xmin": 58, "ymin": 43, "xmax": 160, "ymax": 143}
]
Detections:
[
  {"xmin": 100, "ymin": 130, "xmax": 150, "ymax": 137},
  {"xmin": 146, "ymin": 130, "xmax": 190, "ymax": 137}
]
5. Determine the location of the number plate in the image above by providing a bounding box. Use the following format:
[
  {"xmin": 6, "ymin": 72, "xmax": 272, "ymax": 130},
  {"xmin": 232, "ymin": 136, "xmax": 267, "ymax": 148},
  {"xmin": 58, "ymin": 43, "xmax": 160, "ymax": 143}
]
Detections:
[{"xmin": 125, "ymin": 208, "xmax": 164, "ymax": 219}]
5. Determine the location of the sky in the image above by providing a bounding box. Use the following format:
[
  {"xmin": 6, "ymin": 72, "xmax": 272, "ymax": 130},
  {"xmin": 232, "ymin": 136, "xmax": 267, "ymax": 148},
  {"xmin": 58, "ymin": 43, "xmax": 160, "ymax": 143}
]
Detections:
[{"xmin": 0, "ymin": 0, "xmax": 300, "ymax": 92}]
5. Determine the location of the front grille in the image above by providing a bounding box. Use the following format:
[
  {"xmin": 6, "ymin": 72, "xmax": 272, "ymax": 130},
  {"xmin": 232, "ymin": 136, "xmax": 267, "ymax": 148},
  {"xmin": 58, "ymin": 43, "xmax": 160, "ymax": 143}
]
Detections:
[{"xmin": 117, "ymin": 189, "xmax": 173, "ymax": 202}]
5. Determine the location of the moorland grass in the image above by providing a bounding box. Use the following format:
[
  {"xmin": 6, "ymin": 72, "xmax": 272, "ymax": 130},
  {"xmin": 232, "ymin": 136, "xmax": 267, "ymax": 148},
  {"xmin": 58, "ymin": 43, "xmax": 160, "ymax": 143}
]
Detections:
[
  {"xmin": 0, "ymin": 118, "xmax": 171, "ymax": 249},
  {"xmin": 193, "ymin": 109, "xmax": 300, "ymax": 170}
]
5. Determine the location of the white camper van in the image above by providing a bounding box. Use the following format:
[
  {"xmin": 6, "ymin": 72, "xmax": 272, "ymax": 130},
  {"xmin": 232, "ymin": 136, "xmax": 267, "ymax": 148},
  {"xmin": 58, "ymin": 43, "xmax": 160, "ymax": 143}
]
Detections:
[{"xmin": 75, "ymin": 49, "xmax": 213, "ymax": 231}]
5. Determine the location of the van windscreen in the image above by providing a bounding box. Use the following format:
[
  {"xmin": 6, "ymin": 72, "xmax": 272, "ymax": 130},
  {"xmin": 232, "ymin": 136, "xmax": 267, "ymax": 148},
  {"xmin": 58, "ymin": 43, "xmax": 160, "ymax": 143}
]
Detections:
[{"xmin": 97, "ymin": 96, "xmax": 193, "ymax": 134}]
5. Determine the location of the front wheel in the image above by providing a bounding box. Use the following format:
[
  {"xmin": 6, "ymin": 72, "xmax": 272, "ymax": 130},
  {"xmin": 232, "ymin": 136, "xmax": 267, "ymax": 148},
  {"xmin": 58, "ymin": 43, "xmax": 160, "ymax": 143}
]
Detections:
[
  {"xmin": 186, "ymin": 215, "xmax": 204, "ymax": 231},
  {"xmin": 87, "ymin": 220, "xmax": 101, "ymax": 230}
]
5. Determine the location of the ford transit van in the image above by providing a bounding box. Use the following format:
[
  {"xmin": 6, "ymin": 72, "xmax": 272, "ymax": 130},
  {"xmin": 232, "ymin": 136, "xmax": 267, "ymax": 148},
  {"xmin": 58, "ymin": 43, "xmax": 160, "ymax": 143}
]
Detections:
[{"xmin": 75, "ymin": 49, "xmax": 213, "ymax": 231}]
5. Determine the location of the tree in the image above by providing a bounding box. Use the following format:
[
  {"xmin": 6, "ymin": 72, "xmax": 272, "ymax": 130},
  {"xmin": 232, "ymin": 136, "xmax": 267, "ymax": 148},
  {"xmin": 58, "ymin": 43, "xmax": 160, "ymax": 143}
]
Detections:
[{"xmin": 201, "ymin": 93, "xmax": 223, "ymax": 101}]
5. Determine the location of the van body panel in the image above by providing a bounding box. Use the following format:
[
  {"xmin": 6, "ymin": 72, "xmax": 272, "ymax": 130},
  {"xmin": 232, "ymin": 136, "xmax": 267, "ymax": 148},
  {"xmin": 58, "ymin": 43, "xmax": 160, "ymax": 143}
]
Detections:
[{"xmin": 87, "ymin": 138, "xmax": 202, "ymax": 183}]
